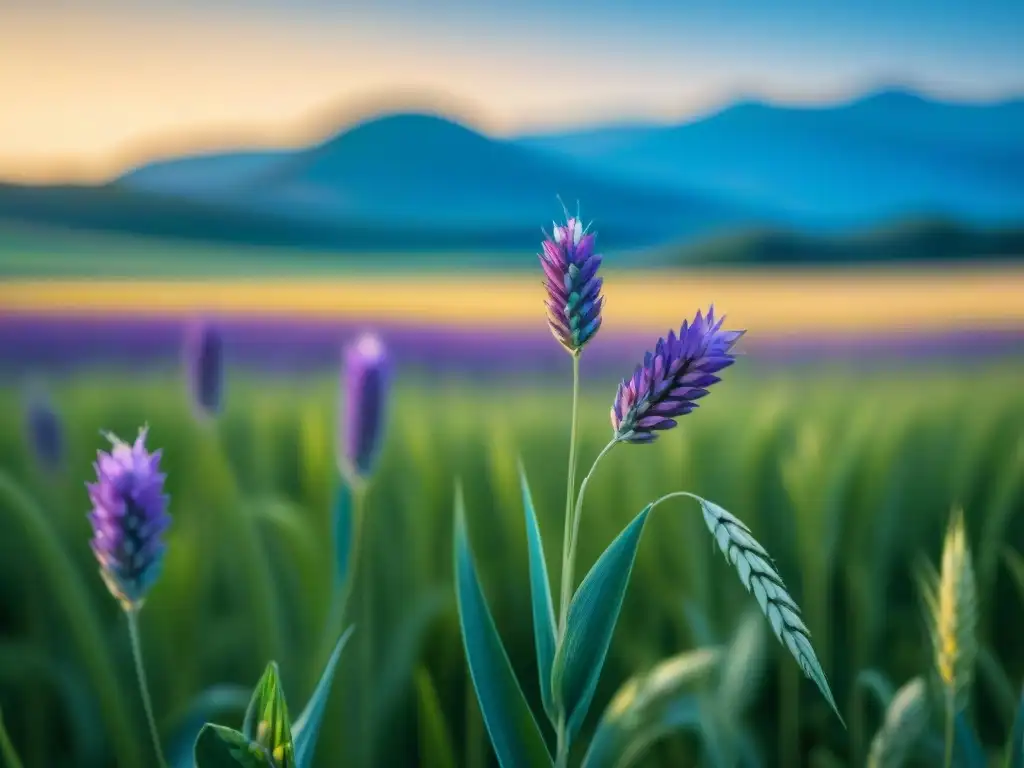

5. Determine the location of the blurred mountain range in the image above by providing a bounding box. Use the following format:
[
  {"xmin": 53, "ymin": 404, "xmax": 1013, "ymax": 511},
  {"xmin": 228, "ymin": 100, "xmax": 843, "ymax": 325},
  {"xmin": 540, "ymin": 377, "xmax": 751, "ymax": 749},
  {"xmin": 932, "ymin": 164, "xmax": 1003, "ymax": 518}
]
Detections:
[{"xmin": 1, "ymin": 87, "xmax": 1023, "ymax": 258}]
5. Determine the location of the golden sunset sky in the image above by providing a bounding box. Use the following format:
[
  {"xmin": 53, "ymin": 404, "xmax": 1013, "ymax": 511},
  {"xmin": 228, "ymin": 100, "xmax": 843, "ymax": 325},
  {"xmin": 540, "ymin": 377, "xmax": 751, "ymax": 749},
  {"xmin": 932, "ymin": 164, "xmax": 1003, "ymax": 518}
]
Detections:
[{"xmin": 4, "ymin": 1, "xmax": 1022, "ymax": 182}]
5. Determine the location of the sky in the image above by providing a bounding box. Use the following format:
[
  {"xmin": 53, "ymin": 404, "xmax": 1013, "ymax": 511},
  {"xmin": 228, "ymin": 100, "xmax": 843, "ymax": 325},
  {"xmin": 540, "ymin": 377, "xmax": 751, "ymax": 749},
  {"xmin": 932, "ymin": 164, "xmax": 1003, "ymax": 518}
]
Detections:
[{"xmin": 3, "ymin": 0, "xmax": 1024, "ymax": 181}]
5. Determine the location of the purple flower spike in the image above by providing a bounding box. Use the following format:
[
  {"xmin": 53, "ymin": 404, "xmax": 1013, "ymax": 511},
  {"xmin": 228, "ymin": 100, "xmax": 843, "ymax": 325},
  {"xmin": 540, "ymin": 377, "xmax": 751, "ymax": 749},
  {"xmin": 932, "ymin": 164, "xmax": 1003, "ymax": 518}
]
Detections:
[
  {"xmin": 611, "ymin": 306, "xmax": 744, "ymax": 443},
  {"xmin": 184, "ymin": 320, "xmax": 224, "ymax": 419},
  {"xmin": 341, "ymin": 333, "xmax": 390, "ymax": 481},
  {"xmin": 24, "ymin": 388, "xmax": 63, "ymax": 472},
  {"xmin": 539, "ymin": 215, "xmax": 605, "ymax": 354},
  {"xmin": 87, "ymin": 427, "xmax": 171, "ymax": 611}
]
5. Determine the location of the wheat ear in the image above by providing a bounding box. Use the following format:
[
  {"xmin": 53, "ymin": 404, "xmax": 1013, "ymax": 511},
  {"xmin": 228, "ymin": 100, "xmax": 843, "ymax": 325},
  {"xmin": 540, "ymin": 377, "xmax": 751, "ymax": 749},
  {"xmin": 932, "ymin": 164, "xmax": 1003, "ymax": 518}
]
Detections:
[
  {"xmin": 866, "ymin": 676, "xmax": 930, "ymax": 768},
  {"xmin": 651, "ymin": 492, "xmax": 843, "ymax": 725}
]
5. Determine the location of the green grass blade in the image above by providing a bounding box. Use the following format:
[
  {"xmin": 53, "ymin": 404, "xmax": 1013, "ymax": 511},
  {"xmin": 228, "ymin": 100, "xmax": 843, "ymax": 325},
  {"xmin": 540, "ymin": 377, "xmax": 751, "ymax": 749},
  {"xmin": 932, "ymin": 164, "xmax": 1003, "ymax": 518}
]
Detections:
[
  {"xmin": 0, "ymin": 471, "xmax": 143, "ymax": 768},
  {"xmin": 582, "ymin": 647, "xmax": 721, "ymax": 768},
  {"xmin": 194, "ymin": 724, "xmax": 273, "ymax": 768},
  {"xmin": 1007, "ymin": 686, "xmax": 1024, "ymax": 768},
  {"xmin": 518, "ymin": 462, "xmax": 558, "ymax": 723},
  {"xmin": 292, "ymin": 625, "xmax": 355, "ymax": 768},
  {"xmin": 165, "ymin": 685, "xmax": 251, "ymax": 768},
  {"xmin": 415, "ymin": 667, "xmax": 458, "ymax": 768},
  {"xmin": 0, "ymin": 707, "xmax": 25, "ymax": 768},
  {"xmin": 954, "ymin": 712, "xmax": 985, "ymax": 768},
  {"xmin": 249, "ymin": 662, "xmax": 295, "ymax": 767},
  {"xmin": 453, "ymin": 484, "xmax": 553, "ymax": 768},
  {"xmin": 552, "ymin": 505, "xmax": 651, "ymax": 742}
]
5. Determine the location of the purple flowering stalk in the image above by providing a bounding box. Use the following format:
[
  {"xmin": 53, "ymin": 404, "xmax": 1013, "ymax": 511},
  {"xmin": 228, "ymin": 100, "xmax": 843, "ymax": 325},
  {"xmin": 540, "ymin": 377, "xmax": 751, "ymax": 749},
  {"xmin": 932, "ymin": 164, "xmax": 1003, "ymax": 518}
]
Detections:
[
  {"xmin": 87, "ymin": 427, "xmax": 170, "ymax": 768},
  {"xmin": 333, "ymin": 332, "xmax": 390, "ymax": 768},
  {"xmin": 183, "ymin": 320, "xmax": 224, "ymax": 420},
  {"xmin": 539, "ymin": 213, "xmax": 607, "ymax": 647},
  {"xmin": 23, "ymin": 384, "xmax": 64, "ymax": 473},
  {"xmin": 456, "ymin": 211, "xmax": 841, "ymax": 768}
]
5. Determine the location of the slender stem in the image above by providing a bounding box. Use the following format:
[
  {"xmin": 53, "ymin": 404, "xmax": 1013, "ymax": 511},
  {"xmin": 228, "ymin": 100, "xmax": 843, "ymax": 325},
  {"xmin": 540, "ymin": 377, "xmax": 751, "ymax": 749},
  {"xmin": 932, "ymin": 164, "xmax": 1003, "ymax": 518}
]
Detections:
[
  {"xmin": 350, "ymin": 486, "xmax": 374, "ymax": 768},
  {"xmin": 943, "ymin": 689, "xmax": 954, "ymax": 768},
  {"xmin": 558, "ymin": 439, "xmax": 619, "ymax": 639},
  {"xmin": 554, "ymin": 714, "xmax": 569, "ymax": 768},
  {"xmin": 0, "ymin": 708, "xmax": 25, "ymax": 768},
  {"xmin": 126, "ymin": 609, "xmax": 167, "ymax": 768},
  {"xmin": 557, "ymin": 353, "xmax": 582, "ymax": 633}
]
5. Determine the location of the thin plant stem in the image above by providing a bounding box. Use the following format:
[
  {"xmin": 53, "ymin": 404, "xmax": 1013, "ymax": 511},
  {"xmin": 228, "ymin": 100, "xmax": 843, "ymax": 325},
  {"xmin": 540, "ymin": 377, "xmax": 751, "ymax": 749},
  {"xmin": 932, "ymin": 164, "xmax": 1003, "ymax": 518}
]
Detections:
[
  {"xmin": 944, "ymin": 689, "xmax": 954, "ymax": 768},
  {"xmin": 0, "ymin": 708, "xmax": 25, "ymax": 768},
  {"xmin": 557, "ymin": 352, "xmax": 582, "ymax": 637},
  {"xmin": 126, "ymin": 608, "xmax": 167, "ymax": 768},
  {"xmin": 561, "ymin": 439, "xmax": 619, "ymax": 630},
  {"xmin": 347, "ymin": 484, "xmax": 373, "ymax": 768}
]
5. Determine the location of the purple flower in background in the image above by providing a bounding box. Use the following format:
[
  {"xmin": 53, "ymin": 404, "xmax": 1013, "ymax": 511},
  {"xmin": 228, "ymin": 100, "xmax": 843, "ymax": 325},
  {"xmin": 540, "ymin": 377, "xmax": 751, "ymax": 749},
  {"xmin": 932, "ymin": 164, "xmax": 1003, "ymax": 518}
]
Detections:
[
  {"xmin": 340, "ymin": 333, "xmax": 390, "ymax": 481},
  {"xmin": 611, "ymin": 306, "xmax": 744, "ymax": 444},
  {"xmin": 87, "ymin": 427, "xmax": 171, "ymax": 610},
  {"xmin": 539, "ymin": 215, "xmax": 605, "ymax": 354},
  {"xmin": 24, "ymin": 387, "xmax": 63, "ymax": 471},
  {"xmin": 183, "ymin": 321, "xmax": 224, "ymax": 419}
]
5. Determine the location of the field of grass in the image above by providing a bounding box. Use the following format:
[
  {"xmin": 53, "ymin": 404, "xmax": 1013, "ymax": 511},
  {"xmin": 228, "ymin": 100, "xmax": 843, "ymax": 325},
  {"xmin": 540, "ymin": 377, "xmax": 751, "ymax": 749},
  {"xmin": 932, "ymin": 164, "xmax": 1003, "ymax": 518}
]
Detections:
[{"xmin": 1, "ymin": 361, "xmax": 1022, "ymax": 767}]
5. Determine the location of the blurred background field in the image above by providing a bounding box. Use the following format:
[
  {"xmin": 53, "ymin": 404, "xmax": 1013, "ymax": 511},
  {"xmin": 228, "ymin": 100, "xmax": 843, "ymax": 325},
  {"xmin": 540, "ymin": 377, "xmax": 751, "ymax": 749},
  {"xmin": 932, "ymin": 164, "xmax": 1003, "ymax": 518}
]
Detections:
[{"xmin": 3, "ymin": 1, "xmax": 1024, "ymax": 767}]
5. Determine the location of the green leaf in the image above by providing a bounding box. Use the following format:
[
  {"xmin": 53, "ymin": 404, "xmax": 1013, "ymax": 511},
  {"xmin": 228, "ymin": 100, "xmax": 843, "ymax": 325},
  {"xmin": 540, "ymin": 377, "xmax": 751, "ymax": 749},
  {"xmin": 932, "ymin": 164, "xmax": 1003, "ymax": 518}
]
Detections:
[
  {"xmin": 193, "ymin": 724, "xmax": 274, "ymax": 768},
  {"xmin": 247, "ymin": 662, "xmax": 295, "ymax": 768},
  {"xmin": 552, "ymin": 505, "xmax": 651, "ymax": 742},
  {"xmin": 581, "ymin": 647, "xmax": 721, "ymax": 768},
  {"xmin": 166, "ymin": 684, "xmax": 251, "ymax": 768},
  {"xmin": 1007, "ymin": 686, "xmax": 1024, "ymax": 768},
  {"xmin": 519, "ymin": 461, "xmax": 558, "ymax": 723},
  {"xmin": 415, "ymin": 666, "xmax": 457, "ymax": 768},
  {"xmin": 453, "ymin": 484, "xmax": 553, "ymax": 768},
  {"xmin": 954, "ymin": 711, "xmax": 985, "ymax": 768},
  {"xmin": 292, "ymin": 625, "xmax": 355, "ymax": 768}
]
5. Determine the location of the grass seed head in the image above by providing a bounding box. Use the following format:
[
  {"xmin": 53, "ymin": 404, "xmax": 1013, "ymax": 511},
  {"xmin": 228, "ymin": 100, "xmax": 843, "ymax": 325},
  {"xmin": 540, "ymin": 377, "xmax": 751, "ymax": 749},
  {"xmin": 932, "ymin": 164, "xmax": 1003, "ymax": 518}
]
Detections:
[
  {"xmin": 929, "ymin": 508, "xmax": 978, "ymax": 712},
  {"xmin": 611, "ymin": 306, "xmax": 744, "ymax": 443},
  {"xmin": 86, "ymin": 427, "xmax": 171, "ymax": 611},
  {"xmin": 539, "ymin": 214, "xmax": 604, "ymax": 354},
  {"xmin": 866, "ymin": 676, "xmax": 930, "ymax": 768}
]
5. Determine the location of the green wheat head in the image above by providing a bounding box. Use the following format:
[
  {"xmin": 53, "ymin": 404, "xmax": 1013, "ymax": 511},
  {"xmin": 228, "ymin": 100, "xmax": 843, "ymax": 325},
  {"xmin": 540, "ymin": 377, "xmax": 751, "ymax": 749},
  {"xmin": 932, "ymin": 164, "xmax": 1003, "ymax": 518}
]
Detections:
[{"xmin": 919, "ymin": 508, "xmax": 978, "ymax": 715}]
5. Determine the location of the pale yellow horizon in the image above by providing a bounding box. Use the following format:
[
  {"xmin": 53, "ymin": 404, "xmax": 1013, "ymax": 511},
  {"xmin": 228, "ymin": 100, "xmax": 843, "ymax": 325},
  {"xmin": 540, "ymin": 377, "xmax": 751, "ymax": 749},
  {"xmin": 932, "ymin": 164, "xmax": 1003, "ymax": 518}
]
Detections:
[{"xmin": 5, "ymin": 6, "xmax": 1013, "ymax": 184}]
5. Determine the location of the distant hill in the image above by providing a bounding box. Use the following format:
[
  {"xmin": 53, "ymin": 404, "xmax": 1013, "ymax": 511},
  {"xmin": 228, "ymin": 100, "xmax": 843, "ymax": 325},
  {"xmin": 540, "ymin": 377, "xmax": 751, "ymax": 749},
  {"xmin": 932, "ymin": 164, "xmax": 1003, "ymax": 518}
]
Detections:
[
  {"xmin": 517, "ymin": 89, "xmax": 1024, "ymax": 227},
  {"xmin": 658, "ymin": 218, "xmax": 1024, "ymax": 266},
  {"xmin": 0, "ymin": 88, "xmax": 1022, "ymax": 256},
  {"xmin": 115, "ymin": 112, "xmax": 768, "ymax": 249}
]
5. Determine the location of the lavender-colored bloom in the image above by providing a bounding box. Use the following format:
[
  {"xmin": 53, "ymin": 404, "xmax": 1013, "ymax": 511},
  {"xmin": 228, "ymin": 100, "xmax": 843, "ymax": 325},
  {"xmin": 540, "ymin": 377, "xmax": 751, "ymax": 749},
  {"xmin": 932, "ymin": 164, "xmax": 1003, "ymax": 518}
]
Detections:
[
  {"xmin": 340, "ymin": 333, "xmax": 390, "ymax": 481},
  {"xmin": 611, "ymin": 306, "xmax": 744, "ymax": 443},
  {"xmin": 24, "ymin": 389, "xmax": 63, "ymax": 471},
  {"xmin": 87, "ymin": 427, "xmax": 171, "ymax": 610},
  {"xmin": 183, "ymin": 321, "xmax": 224, "ymax": 418},
  {"xmin": 539, "ymin": 216, "xmax": 605, "ymax": 354}
]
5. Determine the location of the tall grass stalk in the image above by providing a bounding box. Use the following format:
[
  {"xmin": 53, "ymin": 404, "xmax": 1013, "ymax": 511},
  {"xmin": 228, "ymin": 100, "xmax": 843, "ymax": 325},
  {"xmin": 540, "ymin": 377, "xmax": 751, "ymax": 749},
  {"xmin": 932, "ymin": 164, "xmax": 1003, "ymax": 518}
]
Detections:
[
  {"xmin": 0, "ymin": 708, "xmax": 25, "ymax": 768},
  {"xmin": 921, "ymin": 509, "xmax": 978, "ymax": 768},
  {"xmin": 127, "ymin": 609, "xmax": 167, "ymax": 768},
  {"xmin": 557, "ymin": 351, "xmax": 582, "ymax": 638}
]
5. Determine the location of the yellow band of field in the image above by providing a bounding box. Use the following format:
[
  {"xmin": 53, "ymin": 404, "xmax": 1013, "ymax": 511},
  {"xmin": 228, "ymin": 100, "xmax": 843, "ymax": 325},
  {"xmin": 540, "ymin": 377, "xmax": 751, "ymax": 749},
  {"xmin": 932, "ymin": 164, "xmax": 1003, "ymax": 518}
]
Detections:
[{"xmin": 1, "ymin": 268, "xmax": 1023, "ymax": 333}]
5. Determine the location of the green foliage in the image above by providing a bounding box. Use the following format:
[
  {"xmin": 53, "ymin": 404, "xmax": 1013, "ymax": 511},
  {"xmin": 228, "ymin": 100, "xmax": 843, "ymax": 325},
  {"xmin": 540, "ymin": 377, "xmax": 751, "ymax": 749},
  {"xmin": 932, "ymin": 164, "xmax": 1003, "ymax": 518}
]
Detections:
[
  {"xmin": 519, "ymin": 465, "xmax": 558, "ymax": 723},
  {"xmin": 0, "ymin": 365, "xmax": 1022, "ymax": 766},
  {"xmin": 552, "ymin": 505, "xmax": 651, "ymax": 742},
  {"xmin": 454, "ymin": 486, "xmax": 553, "ymax": 767},
  {"xmin": 194, "ymin": 724, "xmax": 273, "ymax": 768}
]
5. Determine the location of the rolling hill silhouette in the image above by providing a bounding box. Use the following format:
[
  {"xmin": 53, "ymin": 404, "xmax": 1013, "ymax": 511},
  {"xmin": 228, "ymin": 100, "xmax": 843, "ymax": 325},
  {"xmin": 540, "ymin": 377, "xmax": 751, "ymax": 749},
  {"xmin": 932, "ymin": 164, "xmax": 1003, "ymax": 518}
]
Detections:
[
  {"xmin": 517, "ymin": 89, "xmax": 1024, "ymax": 226},
  {"xmin": 0, "ymin": 88, "xmax": 1021, "ymax": 257}
]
